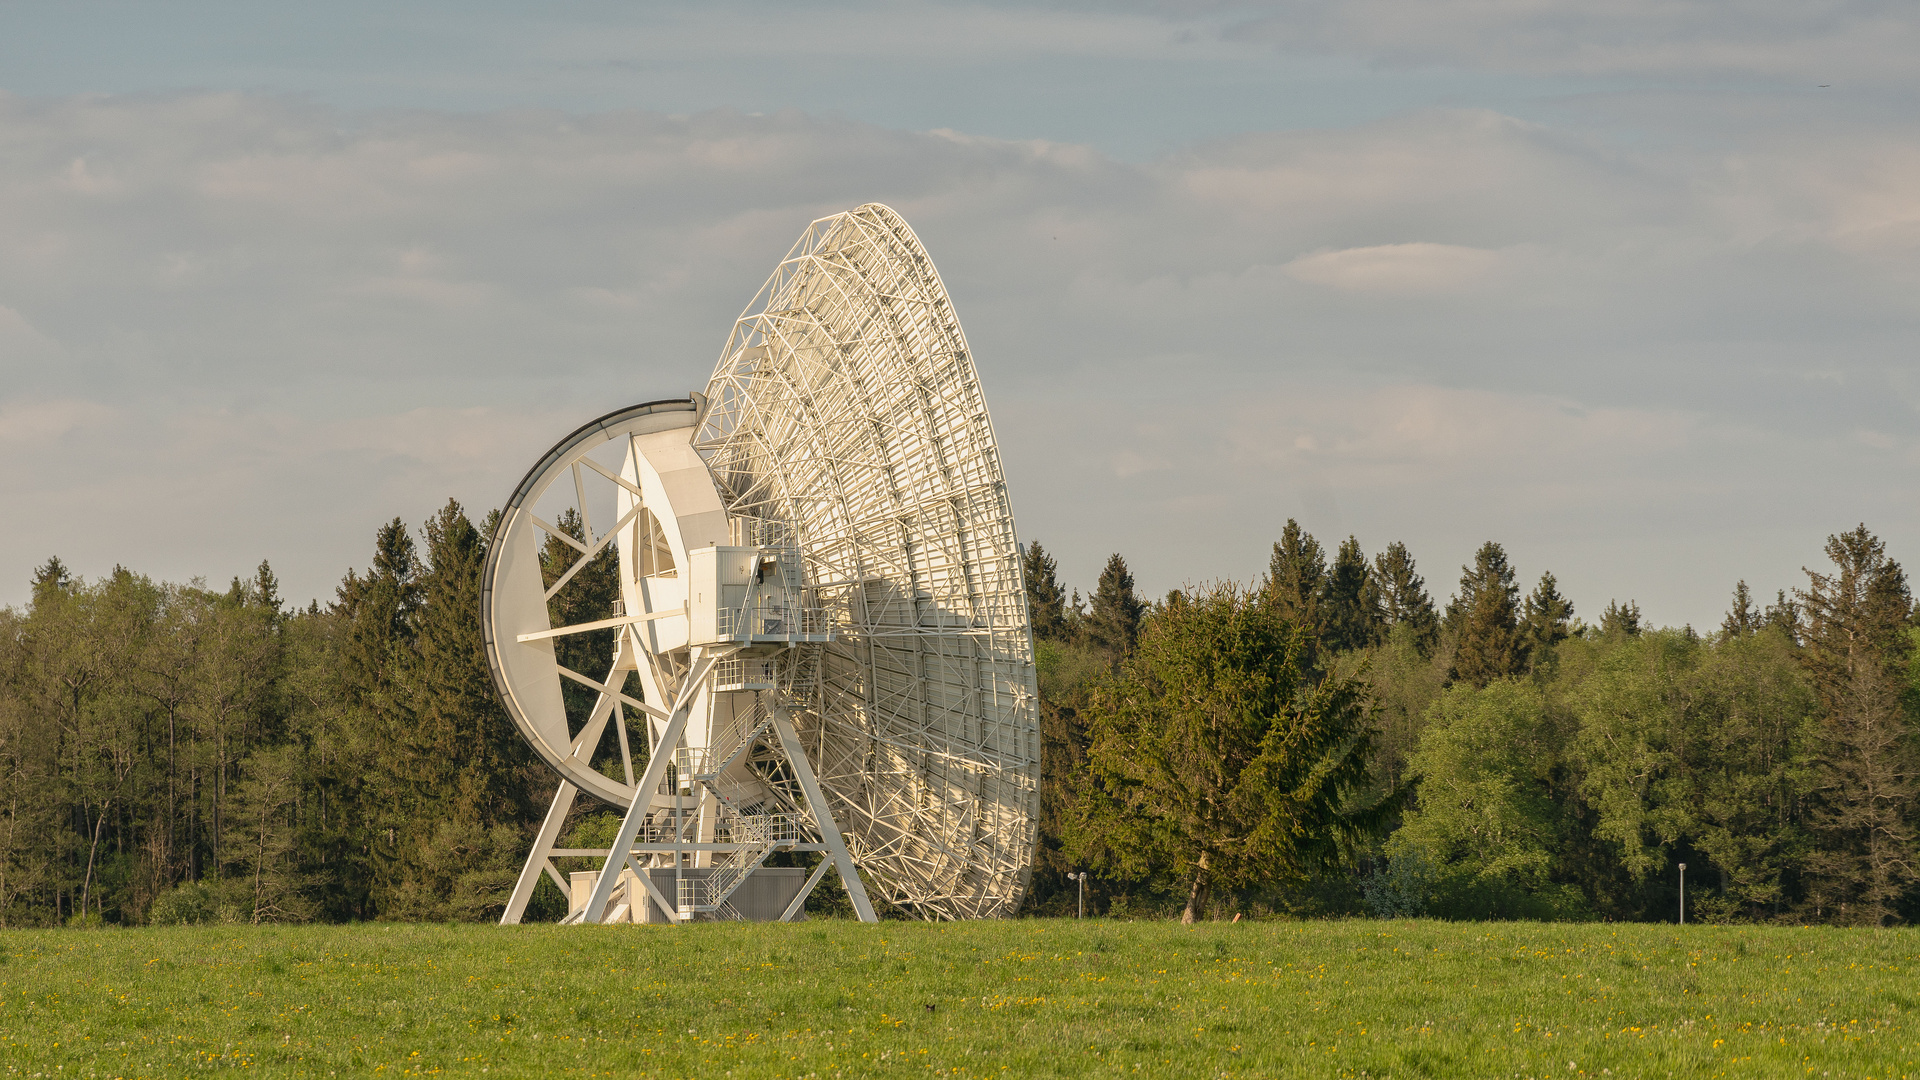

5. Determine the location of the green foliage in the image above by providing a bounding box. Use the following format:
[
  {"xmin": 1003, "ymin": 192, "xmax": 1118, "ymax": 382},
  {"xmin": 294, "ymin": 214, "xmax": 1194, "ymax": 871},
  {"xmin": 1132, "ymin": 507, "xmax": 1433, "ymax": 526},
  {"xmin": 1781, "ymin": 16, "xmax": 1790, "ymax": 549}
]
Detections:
[
  {"xmin": 1340, "ymin": 621, "xmax": 1449, "ymax": 795},
  {"xmin": 7, "ymin": 505, "xmax": 1920, "ymax": 930},
  {"xmin": 1021, "ymin": 541, "xmax": 1068, "ymax": 642},
  {"xmin": 1722, "ymin": 580, "xmax": 1761, "ymax": 640},
  {"xmin": 1447, "ymin": 542, "xmax": 1528, "ymax": 688},
  {"xmin": 1371, "ymin": 541, "xmax": 1438, "ymax": 655},
  {"xmin": 1389, "ymin": 679, "xmax": 1587, "ymax": 920},
  {"xmin": 1322, "ymin": 536, "xmax": 1378, "ymax": 653},
  {"xmin": 1796, "ymin": 525, "xmax": 1917, "ymax": 925},
  {"xmin": 1026, "ymin": 634, "xmax": 1107, "ymax": 914},
  {"xmin": 1265, "ymin": 519, "xmax": 1326, "ymax": 644},
  {"xmin": 1523, "ymin": 571, "xmax": 1575, "ymax": 666},
  {"xmin": 147, "ymin": 880, "xmax": 219, "ymax": 926},
  {"xmin": 1067, "ymin": 584, "xmax": 1389, "ymax": 922},
  {"xmin": 1359, "ymin": 848, "xmax": 1435, "ymax": 918},
  {"xmin": 1600, "ymin": 599, "xmax": 1643, "ymax": 638},
  {"xmin": 1085, "ymin": 553, "xmax": 1144, "ymax": 669},
  {"xmin": 1668, "ymin": 627, "xmax": 1819, "ymax": 921},
  {"xmin": 0, "ymin": 501, "xmax": 553, "ymax": 928}
]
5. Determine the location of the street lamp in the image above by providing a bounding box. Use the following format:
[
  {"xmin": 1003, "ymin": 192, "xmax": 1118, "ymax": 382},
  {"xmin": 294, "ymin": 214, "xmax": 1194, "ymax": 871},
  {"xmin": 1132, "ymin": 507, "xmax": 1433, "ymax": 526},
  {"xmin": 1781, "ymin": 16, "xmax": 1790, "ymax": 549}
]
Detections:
[
  {"xmin": 1071, "ymin": 872, "xmax": 1088, "ymax": 919},
  {"xmin": 1678, "ymin": 863, "xmax": 1687, "ymax": 925}
]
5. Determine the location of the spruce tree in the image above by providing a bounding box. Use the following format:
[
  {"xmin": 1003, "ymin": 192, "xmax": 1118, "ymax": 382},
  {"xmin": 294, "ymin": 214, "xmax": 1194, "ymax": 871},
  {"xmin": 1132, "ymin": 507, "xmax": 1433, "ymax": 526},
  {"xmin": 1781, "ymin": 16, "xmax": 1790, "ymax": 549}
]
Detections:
[
  {"xmin": 1449, "ymin": 542, "xmax": 1526, "ymax": 688},
  {"xmin": 1371, "ymin": 541, "xmax": 1439, "ymax": 653},
  {"xmin": 1022, "ymin": 541, "xmax": 1068, "ymax": 643},
  {"xmin": 1764, "ymin": 589, "xmax": 1802, "ymax": 643},
  {"xmin": 251, "ymin": 560, "xmax": 283, "ymax": 618},
  {"xmin": 1065, "ymin": 589, "xmax": 1087, "ymax": 641},
  {"xmin": 538, "ymin": 509, "xmax": 623, "ymax": 737},
  {"xmin": 414, "ymin": 500, "xmax": 530, "ymax": 829},
  {"xmin": 1086, "ymin": 554, "xmax": 1145, "ymax": 668},
  {"xmin": 333, "ymin": 519, "xmax": 424, "ymax": 915},
  {"xmin": 1599, "ymin": 600, "xmax": 1642, "ymax": 638},
  {"xmin": 1522, "ymin": 571, "xmax": 1575, "ymax": 661},
  {"xmin": 1721, "ymin": 580, "xmax": 1760, "ymax": 640},
  {"xmin": 1323, "ymin": 536, "xmax": 1379, "ymax": 653},
  {"xmin": 30, "ymin": 556, "xmax": 71, "ymax": 605},
  {"xmin": 1266, "ymin": 520, "xmax": 1326, "ymax": 636},
  {"xmin": 336, "ymin": 518, "xmax": 421, "ymax": 709},
  {"xmin": 1796, "ymin": 525, "xmax": 1918, "ymax": 925}
]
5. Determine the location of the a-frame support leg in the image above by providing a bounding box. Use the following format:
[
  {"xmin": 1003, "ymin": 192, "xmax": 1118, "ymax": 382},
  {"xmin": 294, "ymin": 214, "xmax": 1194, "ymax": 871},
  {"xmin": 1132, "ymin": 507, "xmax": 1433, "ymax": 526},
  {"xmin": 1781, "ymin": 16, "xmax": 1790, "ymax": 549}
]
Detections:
[
  {"xmin": 778, "ymin": 857, "xmax": 834, "ymax": 922},
  {"xmin": 771, "ymin": 706, "xmax": 878, "ymax": 923},
  {"xmin": 579, "ymin": 653, "xmax": 716, "ymax": 925},
  {"xmin": 501, "ymin": 780, "xmax": 578, "ymax": 925}
]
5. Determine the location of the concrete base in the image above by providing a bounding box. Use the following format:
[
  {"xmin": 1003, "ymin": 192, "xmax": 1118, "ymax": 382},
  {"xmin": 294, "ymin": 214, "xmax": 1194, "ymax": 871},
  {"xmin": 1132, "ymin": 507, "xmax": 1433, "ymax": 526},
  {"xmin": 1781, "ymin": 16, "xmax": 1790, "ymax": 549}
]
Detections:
[{"xmin": 569, "ymin": 866, "xmax": 810, "ymax": 923}]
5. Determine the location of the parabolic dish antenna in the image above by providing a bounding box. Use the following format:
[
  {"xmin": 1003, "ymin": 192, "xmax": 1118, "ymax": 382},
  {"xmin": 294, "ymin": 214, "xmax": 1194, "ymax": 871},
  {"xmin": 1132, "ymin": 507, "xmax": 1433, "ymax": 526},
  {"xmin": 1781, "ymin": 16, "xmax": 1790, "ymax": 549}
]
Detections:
[{"xmin": 484, "ymin": 204, "xmax": 1040, "ymax": 924}]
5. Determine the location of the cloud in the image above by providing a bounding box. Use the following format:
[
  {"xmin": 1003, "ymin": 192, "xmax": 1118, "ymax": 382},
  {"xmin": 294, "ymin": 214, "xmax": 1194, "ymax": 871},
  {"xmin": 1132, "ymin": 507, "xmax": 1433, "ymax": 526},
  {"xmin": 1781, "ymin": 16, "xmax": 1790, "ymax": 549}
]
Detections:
[
  {"xmin": 1282, "ymin": 242, "xmax": 1515, "ymax": 294},
  {"xmin": 1204, "ymin": 0, "xmax": 1920, "ymax": 81},
  {"xmin": 0, "ymin": 397, "xmax": 114, "ymax": 444},
  {"xmin": 0, "ymin": 91, "xmax": 1914, "ymax": 628}
]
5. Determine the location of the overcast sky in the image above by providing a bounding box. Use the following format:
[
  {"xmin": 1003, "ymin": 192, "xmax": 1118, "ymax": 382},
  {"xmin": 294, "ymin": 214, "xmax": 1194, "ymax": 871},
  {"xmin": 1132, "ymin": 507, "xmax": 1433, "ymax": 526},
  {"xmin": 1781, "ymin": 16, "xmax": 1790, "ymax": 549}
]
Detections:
[{"xmin": 2, "ymin": 1, "xmax": 1916, "ymax": 627}]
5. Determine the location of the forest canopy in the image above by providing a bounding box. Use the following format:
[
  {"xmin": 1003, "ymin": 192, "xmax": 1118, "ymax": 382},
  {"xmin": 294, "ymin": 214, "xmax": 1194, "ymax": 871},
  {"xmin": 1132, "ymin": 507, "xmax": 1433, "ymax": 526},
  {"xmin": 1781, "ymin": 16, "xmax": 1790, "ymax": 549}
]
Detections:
[{"xmin": 2, "ymin": 506, "xmax": 1915, "ymax": 927}]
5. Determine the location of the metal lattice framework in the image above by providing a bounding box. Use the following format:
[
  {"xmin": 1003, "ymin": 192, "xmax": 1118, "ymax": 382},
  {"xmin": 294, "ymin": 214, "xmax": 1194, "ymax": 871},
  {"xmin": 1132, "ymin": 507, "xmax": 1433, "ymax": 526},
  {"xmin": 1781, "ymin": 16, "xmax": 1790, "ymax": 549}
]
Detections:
[
  {"xmin": 485, "ymin": 203, "xmax": 1038, "ymax": 925},
  {"xmin": 696, "ymin": 204, "xmax": 1040, "ymax": 919}
]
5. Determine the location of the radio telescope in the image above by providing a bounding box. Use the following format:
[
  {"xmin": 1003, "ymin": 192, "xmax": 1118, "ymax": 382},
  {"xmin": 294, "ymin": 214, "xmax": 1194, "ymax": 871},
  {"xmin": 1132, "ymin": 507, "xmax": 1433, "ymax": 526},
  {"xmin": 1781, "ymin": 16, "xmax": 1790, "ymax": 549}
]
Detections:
[{"xmin": 485, "ymin": 204, "xmax": 1040, "ymax": 924}]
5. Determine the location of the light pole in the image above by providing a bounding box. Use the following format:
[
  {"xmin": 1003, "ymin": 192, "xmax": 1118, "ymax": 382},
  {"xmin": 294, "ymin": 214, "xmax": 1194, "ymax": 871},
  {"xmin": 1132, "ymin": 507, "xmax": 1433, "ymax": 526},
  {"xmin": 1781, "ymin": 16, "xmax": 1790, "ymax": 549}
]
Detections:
[
  {"xmin": 1678, "ymin": 863, "xmax": 1686, "ymax": 925},
  {"xmin": 1072, "ymin": 872, "xmax": 1087, "ymax": 919}
]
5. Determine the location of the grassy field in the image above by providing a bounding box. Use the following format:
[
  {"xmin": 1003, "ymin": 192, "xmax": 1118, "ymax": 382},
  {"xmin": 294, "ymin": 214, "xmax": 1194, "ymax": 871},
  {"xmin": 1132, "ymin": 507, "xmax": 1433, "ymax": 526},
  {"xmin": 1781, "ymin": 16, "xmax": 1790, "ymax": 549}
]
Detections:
[{"xmin": 3, "ymin": 918, "xmax": 1918, "ymax": 1079}]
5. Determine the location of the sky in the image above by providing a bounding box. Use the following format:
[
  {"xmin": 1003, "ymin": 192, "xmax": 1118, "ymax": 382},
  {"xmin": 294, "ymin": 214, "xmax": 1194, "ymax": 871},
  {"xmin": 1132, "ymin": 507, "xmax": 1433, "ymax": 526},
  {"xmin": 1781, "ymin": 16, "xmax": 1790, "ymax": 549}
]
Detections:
[{"xmin": 1, "ymin": 1, "xmax": 1917, "ymax": 628}]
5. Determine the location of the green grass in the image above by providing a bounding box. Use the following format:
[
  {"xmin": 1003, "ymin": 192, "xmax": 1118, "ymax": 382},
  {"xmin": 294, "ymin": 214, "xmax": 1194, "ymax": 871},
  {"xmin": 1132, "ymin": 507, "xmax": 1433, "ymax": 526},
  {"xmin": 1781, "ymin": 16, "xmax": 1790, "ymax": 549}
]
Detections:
[{"xmin": 5, "ymin": 919, "xmax": 1920, "ymax": 1078}]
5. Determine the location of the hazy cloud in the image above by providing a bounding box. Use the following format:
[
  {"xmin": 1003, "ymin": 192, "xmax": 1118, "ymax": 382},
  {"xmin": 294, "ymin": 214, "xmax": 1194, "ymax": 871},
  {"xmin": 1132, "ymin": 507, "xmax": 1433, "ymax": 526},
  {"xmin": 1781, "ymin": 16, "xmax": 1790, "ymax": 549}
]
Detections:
[
  {"xmin": 1202, "ymin": 0, "xmax": 1920, "ymax": 81},
  {"xmin": 0, "ymin": 88, "xmax": 1914, "ymax": 627}
]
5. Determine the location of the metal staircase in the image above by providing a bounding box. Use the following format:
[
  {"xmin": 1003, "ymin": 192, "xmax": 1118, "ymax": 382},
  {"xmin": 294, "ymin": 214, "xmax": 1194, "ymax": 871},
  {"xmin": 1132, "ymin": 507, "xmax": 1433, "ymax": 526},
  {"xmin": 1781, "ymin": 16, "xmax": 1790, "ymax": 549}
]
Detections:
[
  {"xmin": 574, "ymin": 655, "xmax": 829, "ymax": 923},
  {"xmin": 668, "ymin": 696, "xmax": 800, "ymax": 920}
]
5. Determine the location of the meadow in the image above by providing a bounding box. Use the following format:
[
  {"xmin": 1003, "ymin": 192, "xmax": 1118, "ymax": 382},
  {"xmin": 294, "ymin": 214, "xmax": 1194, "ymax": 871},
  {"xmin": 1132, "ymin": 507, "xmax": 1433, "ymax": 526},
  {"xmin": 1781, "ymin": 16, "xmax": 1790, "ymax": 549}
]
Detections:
[{"xmin": 2, "ymin": 918, "xmax": 1916, "ymax": 1079}]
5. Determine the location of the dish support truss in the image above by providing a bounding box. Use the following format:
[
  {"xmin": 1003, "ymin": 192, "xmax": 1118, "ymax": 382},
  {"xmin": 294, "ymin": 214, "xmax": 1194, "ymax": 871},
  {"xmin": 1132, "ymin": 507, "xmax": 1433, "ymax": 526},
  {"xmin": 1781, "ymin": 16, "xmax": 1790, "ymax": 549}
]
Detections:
[
  {"xmin": 695, "ymin": 203, "xmax": 1041, "ymax": 920},
  {"xmin": 486, "ymin": 400, "xmax": 879, "ymax": 925}
]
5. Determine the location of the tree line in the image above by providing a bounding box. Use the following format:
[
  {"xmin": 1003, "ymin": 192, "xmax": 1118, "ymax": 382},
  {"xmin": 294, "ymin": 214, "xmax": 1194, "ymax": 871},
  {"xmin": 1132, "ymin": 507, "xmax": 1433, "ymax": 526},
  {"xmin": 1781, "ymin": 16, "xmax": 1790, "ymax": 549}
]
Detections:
[
  {"xmin": 0, "ymin": 502, "xmax": 1913, "ymax": 925},
  {"xmin": 1021, "ymin": 523, "xmax": 1920, "ymax": 925},
  {"xmin": 0, "ymin": 502, "xmax": 557, "ymax": 927}
]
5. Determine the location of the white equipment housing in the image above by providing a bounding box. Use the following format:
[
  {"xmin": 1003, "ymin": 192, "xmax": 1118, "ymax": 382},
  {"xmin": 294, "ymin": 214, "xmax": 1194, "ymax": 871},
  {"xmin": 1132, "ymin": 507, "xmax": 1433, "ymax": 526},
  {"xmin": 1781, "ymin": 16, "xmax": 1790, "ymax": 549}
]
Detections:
[{"xmin": 485, "ymin": 204, "xmax": 1040, "ymax": 924}]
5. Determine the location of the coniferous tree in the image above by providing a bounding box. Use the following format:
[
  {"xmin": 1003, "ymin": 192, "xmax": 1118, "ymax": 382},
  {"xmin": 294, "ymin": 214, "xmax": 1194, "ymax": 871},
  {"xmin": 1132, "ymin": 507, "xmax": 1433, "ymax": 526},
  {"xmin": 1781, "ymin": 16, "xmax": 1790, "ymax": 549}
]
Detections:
[
  {"xmin": 538, "ymin": 509, "xmax": 623, "ymax": 746},
  {"xmin": 1449, "ymin": 542, "xmax": 1526, "ymax": 688},
  {"xmin": 413, "ymin": 500, "xmax": 530, "ymax": 830},
  {"xmin": 1323, "ymin": 536, "xmax": 1379, "ymax": 653},
  {"xmin": 336, "ymin": 519, "xmax": 421, "ymax": 709},
  {"xmin": 1522, "ymin": 572, "xmax": 1575, "ymax": 662},
  {"xmin": 1599, "ymin": 600, "xmax": 1642, "ymax": 638},
  {"xmin": 1266, "ymin": 520, "xmax": 1326, "ymax": 637},
  {"xmin": 251, "ymin": 560, "xmax": 283, "ymax": 618},
  {"xmin": 16, "ymin": 492, "xmax": 1920, "ymax": 929},
  {"xmin": 1022, "ymin": 542, "xmax": 1068, "ymax": 643},
  {"xmin": 1722, "ymin": 580, "xmax": 1760, "ymax": 640},
  {"xmin": 1796, "ymin": 525, "xmax": 1918, "ymax": 925},
  {"xmin": 1065, "ymin": 589, "xmax": 1087, "ymax": 641},
  {"xmin": 31, "ymin": 557, "xmax": 72, "ymax": 604},
  {"xmin": 1372, "ymin": 541, "xmax": 1439, "ymax": 653},
  {"xmin": 1764, "ymin": 589, "xmax": 1802, "ymax": 644},
  {"xmin": 1086, "ymin": 554, "xmax": 1145, "ymax": 668},
  {"xmin": 334, "ymin": 520, "xmax": 426, "ymax": 916}
]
